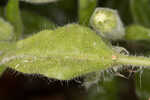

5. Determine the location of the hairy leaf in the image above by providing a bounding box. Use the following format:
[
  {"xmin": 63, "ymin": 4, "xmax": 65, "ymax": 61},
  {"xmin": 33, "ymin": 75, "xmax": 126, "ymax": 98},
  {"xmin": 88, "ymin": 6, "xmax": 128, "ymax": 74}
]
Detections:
[
  {"xmin": 2, "ymin": 24, "xmax": 115, "ymax": 80},
  {"xmin": 0, "ymin": 18, "xmax": 14, "ymax": 41}
]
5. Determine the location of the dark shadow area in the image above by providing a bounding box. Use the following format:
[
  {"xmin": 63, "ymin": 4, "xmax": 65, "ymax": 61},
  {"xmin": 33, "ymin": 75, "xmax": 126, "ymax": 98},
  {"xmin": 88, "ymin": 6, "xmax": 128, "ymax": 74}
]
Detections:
[{"xmin": 0, "ymin": 68, "xmax": 85, "ymax": 100}]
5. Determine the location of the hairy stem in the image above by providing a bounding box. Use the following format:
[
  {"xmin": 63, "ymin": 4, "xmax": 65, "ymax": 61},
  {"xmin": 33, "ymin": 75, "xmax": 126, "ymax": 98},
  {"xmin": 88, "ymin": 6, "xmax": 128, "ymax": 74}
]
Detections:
[{"xmin": 117, "ymin": 55, "xmax": 150, "ymax": 67}]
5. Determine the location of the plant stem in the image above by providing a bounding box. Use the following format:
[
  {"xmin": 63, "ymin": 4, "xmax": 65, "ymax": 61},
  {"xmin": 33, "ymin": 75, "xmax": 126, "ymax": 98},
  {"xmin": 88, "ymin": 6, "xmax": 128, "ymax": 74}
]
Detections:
[{"xmin": 117, "ymin": 55, "xmax": 150, "ymax": 67}]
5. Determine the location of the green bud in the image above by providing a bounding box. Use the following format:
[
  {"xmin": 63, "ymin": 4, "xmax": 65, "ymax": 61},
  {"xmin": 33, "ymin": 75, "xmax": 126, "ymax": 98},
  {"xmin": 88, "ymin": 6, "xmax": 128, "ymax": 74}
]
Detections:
[
  {"xmin": 0, "ymin": 18, "xmax": 14, "ymax": 41},
  {"xmin": 90, "ymin": 8, "xmax": 125, "ymax": 40}
]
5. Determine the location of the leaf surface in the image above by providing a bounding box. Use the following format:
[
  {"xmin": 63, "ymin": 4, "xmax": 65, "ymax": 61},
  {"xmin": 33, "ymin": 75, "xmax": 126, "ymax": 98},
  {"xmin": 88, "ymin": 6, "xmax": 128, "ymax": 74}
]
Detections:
[{"xmin": 2, "ymin": 24, "xmax": 114, "ymax": 80}]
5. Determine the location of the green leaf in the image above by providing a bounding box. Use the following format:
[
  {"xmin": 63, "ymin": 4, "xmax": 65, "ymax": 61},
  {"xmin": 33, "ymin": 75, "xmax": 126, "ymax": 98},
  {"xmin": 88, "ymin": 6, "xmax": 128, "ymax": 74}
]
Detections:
[
  {"xmin": 5, "ymin": 0, "xmax": 23, "ymax": 40},
  {"xmin": 125, "ymin": 24, "xmax": 150, "ymax": 41},
  {"xmin": 130, "ymin": 0, "xmax": 150, "ymax": 28},
  {"xmin": 21, "ymin": 10, "xmax": 55, "ymax": 35},
  {"xmin": 125, "ymin": 25, "xmax": 150, "ymax": 54},
  {"xmin": 79, "ymin": 0, "xmax": 97, "ymax": 25},
  {"xmin": 0, "ymin": 17, "xmax": 14, "ymax": 41},
  {"xmin": 2, "ymin": 24, "xmax": 115, "ymax": 80},
  {"xmin": 0, "ymin": 41, "xmax": 16, "ymax": 62}
]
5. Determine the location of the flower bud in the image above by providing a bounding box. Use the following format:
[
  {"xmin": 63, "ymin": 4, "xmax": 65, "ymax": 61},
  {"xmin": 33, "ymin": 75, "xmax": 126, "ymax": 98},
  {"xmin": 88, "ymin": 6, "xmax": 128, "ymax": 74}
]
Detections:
[{"xmin": 90, "ymin": 8, "xmax": 125, "ymax": 40}]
